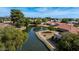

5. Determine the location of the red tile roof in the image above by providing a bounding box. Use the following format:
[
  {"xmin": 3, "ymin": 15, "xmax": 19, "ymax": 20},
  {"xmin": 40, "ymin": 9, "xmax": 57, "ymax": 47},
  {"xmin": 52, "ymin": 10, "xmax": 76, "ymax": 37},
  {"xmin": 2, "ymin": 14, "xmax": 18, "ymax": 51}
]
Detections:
[{"xmin": 47, "ymin": 21, "xmax": 79, "ymax": 34}]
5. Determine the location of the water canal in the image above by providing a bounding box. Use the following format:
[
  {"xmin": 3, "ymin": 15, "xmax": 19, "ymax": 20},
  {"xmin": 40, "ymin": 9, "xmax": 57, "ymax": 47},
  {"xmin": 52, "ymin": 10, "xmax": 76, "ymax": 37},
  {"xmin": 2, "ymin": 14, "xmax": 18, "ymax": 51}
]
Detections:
[{"xmin": 21, "ymin": 27, "xmax": 49, "ymax": 51}]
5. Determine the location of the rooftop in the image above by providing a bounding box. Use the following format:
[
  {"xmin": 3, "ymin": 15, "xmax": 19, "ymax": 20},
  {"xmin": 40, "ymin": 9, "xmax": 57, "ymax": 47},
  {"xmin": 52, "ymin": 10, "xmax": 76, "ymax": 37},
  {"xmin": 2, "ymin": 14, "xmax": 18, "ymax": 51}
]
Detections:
[{"xmin": 47, "ymin": 21, "xmax": 79, "ymax": 34}]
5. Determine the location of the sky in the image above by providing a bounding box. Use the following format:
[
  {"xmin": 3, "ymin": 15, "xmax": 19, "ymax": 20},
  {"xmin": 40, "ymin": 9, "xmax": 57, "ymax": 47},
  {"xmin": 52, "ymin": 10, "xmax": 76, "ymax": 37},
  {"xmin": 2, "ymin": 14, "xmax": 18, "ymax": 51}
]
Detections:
[{"xmin": 0, "ymin": 7, "xmax": 79, "ymax": 18}]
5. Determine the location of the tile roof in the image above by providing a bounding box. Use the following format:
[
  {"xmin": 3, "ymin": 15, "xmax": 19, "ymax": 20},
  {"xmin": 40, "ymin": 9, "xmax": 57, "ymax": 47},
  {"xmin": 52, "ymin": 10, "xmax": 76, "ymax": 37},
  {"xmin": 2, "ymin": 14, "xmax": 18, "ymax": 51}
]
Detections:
[{"xmin": 47, "ymin": 21, "xmax": 79, "ymax": 34}]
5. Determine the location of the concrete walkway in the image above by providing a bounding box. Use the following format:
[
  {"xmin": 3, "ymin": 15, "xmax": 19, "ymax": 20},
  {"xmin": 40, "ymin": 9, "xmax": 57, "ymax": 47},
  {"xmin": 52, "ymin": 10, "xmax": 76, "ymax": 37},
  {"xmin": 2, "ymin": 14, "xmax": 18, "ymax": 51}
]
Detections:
[{"xmin": 35, "ymin": 30, "xmax": 56, "ymax": 51}]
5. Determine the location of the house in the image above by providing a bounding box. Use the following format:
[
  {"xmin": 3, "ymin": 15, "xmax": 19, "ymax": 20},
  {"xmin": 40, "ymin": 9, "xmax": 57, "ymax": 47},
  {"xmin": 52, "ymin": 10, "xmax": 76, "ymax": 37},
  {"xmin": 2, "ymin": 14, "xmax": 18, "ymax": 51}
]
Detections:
[
  {"xmin": 47, "ymin": 21, "xmax": 79, "ymax": 34},
  {"xmin": 68, "ymin": 21, "xmax": 79, "ymax": 24}
]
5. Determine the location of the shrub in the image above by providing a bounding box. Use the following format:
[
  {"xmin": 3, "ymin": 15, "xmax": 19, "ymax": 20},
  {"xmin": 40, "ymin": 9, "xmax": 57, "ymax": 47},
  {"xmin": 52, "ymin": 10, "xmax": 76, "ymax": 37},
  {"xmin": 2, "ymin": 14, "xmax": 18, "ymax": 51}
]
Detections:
[
  {"xmin": 47, "ymin": 26, "xmax": 56, "ymax": 31},
  {"xmin": 0, "ymin": 20, "xmax": 3, "ymax": 23},
  {"xmin": 0, "ymin": 26, "xmax": 27, "ymax": 51},
  {"xmin": 57, "ymin": 32, "xmax": 79, "ymax": 51}
]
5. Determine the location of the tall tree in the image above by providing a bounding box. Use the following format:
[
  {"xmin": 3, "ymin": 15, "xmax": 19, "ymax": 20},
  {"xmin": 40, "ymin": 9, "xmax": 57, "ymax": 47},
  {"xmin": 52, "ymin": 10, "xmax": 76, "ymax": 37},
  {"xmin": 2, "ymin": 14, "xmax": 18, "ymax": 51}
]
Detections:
[{"xmin": 10, "ymin": 9, "xmax": 24, "ymax": 24}]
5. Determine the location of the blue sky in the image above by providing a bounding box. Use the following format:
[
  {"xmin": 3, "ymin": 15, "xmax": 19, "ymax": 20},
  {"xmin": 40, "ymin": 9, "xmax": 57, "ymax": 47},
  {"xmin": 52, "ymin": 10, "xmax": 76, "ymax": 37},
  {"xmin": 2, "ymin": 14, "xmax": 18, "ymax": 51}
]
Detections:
[{"xmin": 0, "ymin": 7, "xmax": 79, "ymax": 18}]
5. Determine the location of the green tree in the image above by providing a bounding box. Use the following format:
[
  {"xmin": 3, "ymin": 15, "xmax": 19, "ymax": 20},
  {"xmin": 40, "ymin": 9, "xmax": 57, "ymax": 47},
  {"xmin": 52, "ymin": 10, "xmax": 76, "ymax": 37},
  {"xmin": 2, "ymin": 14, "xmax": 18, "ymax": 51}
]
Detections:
[
  {"xmin": 0, "ymin": 26, "xmax": 27, "ymax": 51},
  {"xmin": 0, "ymin": 19, "xmax": 3, "ymax": 23},
  {"xmin": 15, "ymin": 18, "xmax": 26, "ymax": 27},
  {"xmin": 10, "ymin": 9, "xmax": 24, "ymax": 24},
  {"xmin": 57, "ymin": 32, "xmax": 79, "ymax": 51},
  {"xmin": 0, "ymin": 42, "xmax": 5, "ymax": 51},
  {"xmin": 35, "ymin": 18, "xmax": 42, "ymax": 25},
  {"xmin": 61, "ymin": 18, "xmax": 73, "ymax": 23},
  {"xmin": 61, "ymin": 18, "xmax": 68, "ymax": 23},
  {"xmin": 25, "ymin": 18, "xmax": 31, "ymax": 27},
  {"xmin": 75, "ymin": 18, "xmax": 79, "ymax": 23},
  {"xmin": 42, "ymin": 18, "xmax": 48, "ymax": 22}
]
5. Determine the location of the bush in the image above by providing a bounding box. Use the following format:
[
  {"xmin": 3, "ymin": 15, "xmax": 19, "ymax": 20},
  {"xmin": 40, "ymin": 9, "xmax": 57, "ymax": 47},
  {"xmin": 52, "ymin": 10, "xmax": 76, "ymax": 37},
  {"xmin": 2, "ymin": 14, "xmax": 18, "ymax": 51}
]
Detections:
[
  {"xmin": 0, "ymin": 26, "xmax": 27, "ymax": 51},
  {"xmin": 0, "ymin": 20, "xmax": 3, "ymax": 23},
  {"xmin": 15, "ymin": 19, "xmax": 26, "ymax": 28},
  {"xmin": 74, "ymin": 24, "xmax": 79, "ymax": 27},
  {"xmin": 57, "ymin": 32, "xmax": 79, "ymax": 51},
  {"xmin": 47, "ymin": 26, "xmax": 56, "ymax": 31}
]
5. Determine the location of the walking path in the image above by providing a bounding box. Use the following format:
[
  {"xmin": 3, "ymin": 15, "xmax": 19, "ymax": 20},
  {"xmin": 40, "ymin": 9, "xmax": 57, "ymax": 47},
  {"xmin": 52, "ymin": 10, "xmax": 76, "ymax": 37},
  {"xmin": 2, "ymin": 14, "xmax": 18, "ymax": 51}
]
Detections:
[{"xmin": 36, "ymin": 30, "xmax": 56, "ymax": 51}]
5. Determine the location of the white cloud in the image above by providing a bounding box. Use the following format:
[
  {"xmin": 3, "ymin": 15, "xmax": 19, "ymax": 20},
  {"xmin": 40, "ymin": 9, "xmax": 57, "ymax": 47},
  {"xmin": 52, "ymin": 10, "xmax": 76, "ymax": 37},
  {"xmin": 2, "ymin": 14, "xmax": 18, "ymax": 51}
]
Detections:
[
  {"xmin": 23, "ymin": 8, "xmax": 79, "ymax": 18},
  {"xmin": 0, "ymin": 7, "xmax": 79, "ymax": 18},
  {"xmin": 35, "ymin": 7, "xmax": 48, "ymax": 12}
]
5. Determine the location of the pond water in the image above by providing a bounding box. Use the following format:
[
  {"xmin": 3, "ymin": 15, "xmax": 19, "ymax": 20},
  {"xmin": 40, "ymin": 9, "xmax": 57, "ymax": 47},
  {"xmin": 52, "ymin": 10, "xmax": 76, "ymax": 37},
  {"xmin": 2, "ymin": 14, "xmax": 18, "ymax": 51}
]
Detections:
[{"xmin": 21, "ymin": 27, "xmax": 49, "ymax": 51}]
